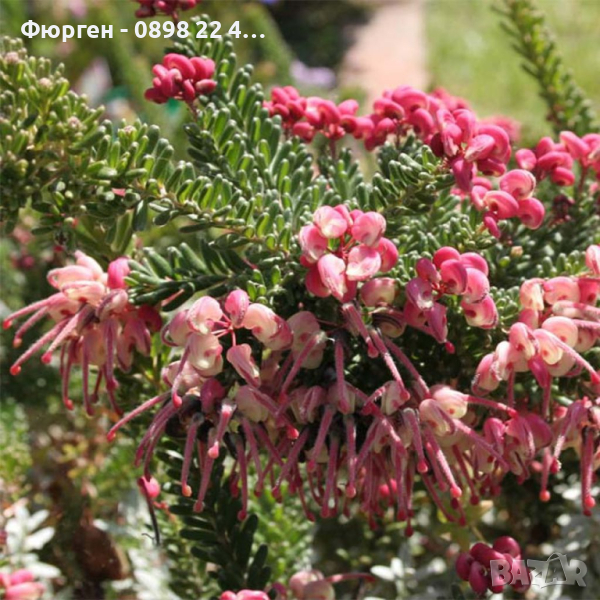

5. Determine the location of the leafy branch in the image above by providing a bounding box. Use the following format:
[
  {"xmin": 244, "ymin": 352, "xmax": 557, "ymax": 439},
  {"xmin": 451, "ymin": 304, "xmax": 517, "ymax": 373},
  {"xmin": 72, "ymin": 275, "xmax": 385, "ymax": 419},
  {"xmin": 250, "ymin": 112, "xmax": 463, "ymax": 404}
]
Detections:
[{"xmin": 496, "ymin": 0, "xmax": 598, "ymax": 135}]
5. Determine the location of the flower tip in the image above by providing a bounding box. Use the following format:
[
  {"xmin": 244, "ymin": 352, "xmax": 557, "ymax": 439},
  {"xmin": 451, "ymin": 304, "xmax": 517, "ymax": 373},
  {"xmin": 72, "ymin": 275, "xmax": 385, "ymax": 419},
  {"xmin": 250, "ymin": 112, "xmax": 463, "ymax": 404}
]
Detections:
[
  {"xmin": 41, "ymin": 352, "xmax": 52, "ymax": 364},
  {"xmin": 2, "ymin": 318, "xmax": 12, "ymax": 330},
  {"xmin": 182, "ymin": 484, "xmax": 192, "ymax": 497},
  {"xmin": 9, "ymin": 364, "xmax": 21, "ymax": 376},
  {"xmin": 106, "ymin": 431, "xmax": 117, "ymax": 443},
  {"xmin": 13, "ymin": 338, "xmax": 22, "ymax": 348},
  {"xmin": 237, "ymin": 509, "xmax": 247, "ymax": 520},
  {"xmin": 172, "ymin": 392, "xmax": 183, "ymax": 408},
  {"xmin": 64, "ymin": 398, "xmax": 74, "ymax": 410},
  {"xmin": 208, "ymin": 444, "xmax": 220, "ymax": 459},
  {"xmin": 584, "ymin": 496, "xmax": 596, "ymax": 510},
  {"xmin": 451, "ymin": 485, "xmax": 463, "ymax": 499},
  {"xmin": 539, "ymin": 490, "xmax": 551, "ymax": 502},
  {"xmin": 345, "ymin": 484, "xmax": 357, "ymax": 498},
  {"xmin": 193, "ymin": 500, "xmax": 204, "ymax": 512},
  {"xmin": 445, "ymin": 342, "xmax": 455, "ymax": 354},
  {"xmin": 417, "ymin": 460, "xmax": 429, "ymax": 474}
]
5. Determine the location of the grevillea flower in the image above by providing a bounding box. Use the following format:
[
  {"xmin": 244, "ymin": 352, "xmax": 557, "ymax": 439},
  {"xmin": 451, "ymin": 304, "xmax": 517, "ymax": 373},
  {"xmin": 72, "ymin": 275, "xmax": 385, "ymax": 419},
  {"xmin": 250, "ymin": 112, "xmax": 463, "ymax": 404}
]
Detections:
[
  {"xmin": 456, "ymin": 537, "xmax": 530, "ymax": 595},
  {"xmin": 403, "ymin": 248, "xmax": 498, "ymax": 345},
  {"xmin": 145, "ymin": 53, "xmax": 216, "ymax": 104},
  {"xmin": 300, "ymin": 205, "xmax": 398, "ymax": 301},
  {"xmin": 134, "ymin": 0, "xmax": 200, "ymax": 19},
  {"xmin": 264, "ymin": 86, "xmax": 307, "ymax": 133},
  {"xmin": 0, "ymin": 569, "xmax": 45, "ymax": 600},
  {"xmin": 4, "ymin": 253, "xmax": 161, "ymax": 415},
  {"xmin": 105, "ymin": 252, "xmax": 519, "ymax": 529}
]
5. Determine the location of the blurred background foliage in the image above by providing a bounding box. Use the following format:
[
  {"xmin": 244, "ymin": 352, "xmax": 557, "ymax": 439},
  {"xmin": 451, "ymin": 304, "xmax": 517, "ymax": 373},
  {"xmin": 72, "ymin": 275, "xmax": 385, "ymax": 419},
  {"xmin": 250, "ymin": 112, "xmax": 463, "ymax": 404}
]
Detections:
[{"xmin": 1, "ymin": 1, "xmax": 599, "ymax": 599}]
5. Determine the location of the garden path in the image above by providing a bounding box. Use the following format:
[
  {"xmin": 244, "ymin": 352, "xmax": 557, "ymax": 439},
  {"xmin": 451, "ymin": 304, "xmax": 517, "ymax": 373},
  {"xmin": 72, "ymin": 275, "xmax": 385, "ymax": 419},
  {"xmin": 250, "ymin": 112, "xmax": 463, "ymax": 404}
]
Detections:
[{"xmin": 340, "ymin": 0, "xmax": 427, "ymax": 107}]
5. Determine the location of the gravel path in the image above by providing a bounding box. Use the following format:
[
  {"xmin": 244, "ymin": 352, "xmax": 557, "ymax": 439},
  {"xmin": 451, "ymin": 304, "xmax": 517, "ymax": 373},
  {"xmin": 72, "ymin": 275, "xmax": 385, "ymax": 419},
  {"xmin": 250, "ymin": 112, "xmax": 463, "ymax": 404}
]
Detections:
[{"xmin": 340, "ymin": 0, "xmax": 427, "ymax": 107}]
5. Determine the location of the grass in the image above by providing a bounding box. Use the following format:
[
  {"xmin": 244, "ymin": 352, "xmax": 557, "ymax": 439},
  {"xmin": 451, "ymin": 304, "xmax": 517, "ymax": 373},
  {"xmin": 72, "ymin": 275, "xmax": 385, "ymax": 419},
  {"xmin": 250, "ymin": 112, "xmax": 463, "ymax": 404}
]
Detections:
[{"xmin": 426, "ymin": 0, "xmax": 600, "ymax": 143}]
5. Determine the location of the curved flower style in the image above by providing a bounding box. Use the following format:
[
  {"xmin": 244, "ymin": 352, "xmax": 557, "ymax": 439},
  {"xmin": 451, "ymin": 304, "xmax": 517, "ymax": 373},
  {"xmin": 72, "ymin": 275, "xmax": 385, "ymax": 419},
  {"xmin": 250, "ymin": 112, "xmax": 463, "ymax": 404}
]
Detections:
[
  {"xmin": 145, "ymin": 53, "xmax": 216, "ymax": 105},
  {"xmin": 108, "ymin": 225, "xmax": 516, "ymax": 529},
  {"xmin": 134, "ymin": 0, "xmax": 200, "ymax": 19},
  {"xmin": 4, "ymin": 252, "xmax": 161, "ymax": 414},
  {"xmin": 473, "ymin": 244, "xmax": 600, "ymax": 511}
]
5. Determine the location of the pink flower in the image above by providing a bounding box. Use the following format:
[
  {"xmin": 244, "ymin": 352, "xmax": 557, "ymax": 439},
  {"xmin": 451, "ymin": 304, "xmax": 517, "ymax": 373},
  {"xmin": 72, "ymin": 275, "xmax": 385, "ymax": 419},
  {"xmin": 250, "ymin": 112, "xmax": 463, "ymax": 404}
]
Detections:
[
  {"xmin": 187, "ymin": 296, "xmax": 223, "ymax": 334},
  {"xmin": 145, "ymin": 53, "xmax": 216, "ymax": 104},
  {"xmin": 135, "ymin": 0, "xmax": 200, "ymax": 18},
  {"xmin": 227, "ymin": 344, "xmax": 260, "ymax": 387},
  {"xmin": 313, "ymin": 206, "xmax": 348, "ymax": 239},
  {"xmin": 243, "ymin": 304, "xmax": 292, "ymax": 351},
  {"xmin": 138, "ymin": 475, "xmax": 161, "ymax": 499},
  {"xmin": 288, "ymin": 312, "xmax": 326, "ymax": 369},
  {"xmin": 0, "ymin": 569, "xmax": 44, "ymax": 600},
  {"xmin": 317, "ymin": 254, "xmax": 349, "ymax": 300},
  {"xmin": 360, "ymin": 278, "xmax": 397, "ymax": 307},
  {"xmin": 224, "ymin": 290, "xmax": 250, "ymax": 327},
  {"xmin": 586, "ymin": 244, "xmax": 600, "ymax": 275},
  {"xmin": 220, "ymin": 591, "xmax": 269, "ymax": 600},
  {"xmin": 4, "ymin": 253, "xmax": 160, "ymax": 414},
  {"xmin": 298, "ymin": 225, "xmax": 329, "ymax": 263},
  {"xmin": 345, "ymin": 246, "xmax": 382, "ymax": 281},
  {"xmin": 499, "ymin": 169, "xmax": 536, "ymax": 200},
  {"xmin": 350, "ymin": 212, "xmax": 386, "ymax": 247}
]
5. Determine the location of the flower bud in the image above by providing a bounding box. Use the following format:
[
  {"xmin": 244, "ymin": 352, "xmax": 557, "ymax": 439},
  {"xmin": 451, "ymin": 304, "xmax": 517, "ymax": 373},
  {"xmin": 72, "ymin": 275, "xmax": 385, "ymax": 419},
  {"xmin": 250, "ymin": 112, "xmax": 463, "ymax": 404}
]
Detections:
[
  {"xmin": 360, "ymin": 277, "xmax": 397, "ymax": 306},
  {"xmin": 520, "ymin": 279, "xmax": 545, "ymax": 311},
  {"xmin": 482, "ymin": 190, "xmax": 519, "ymax": 220},
  {"xmin": 440, "ymin": 259, "xmax": 468, "ymax": 295},
  {"xmin": 299, "ymin": 225, "xmax": 329, "ymax": 263},
  {"xmin": 227, "ymin": 344, "xmax": 260, "ymax": 387},
  {"xmin": 317, "ymin": 254, "xmax": 348, "ymax": 299},
  {"xmin": 187, "ymin": 296, "xmax": 223, "ymax": 334},
  {"xmin": 586, "ymin": 244, "xmax": 600, "ymax": 275},
  {"xmin": 499, "ymin": 169, "xmax": 536, "ymax": 200},
  {"xmin": 351, "ymin": 211, "xmax": 386, "ymax": 247},
  {"xmin": 224, "ymin": 290, "xmax": 249, "ymax": 327},
  {"xmin": 517, "ymin": 197, "xmax": 545, "ymax": 229},
  {"xmin": 346, "ymin": 245, "xmax": 382, "ymax": 281},
  {"xmin": 515, "ymin": 148, "xmax": 537, "ymax": 171},
  {"xmin": 376, "ymin": 238, "xmax": 399, "ymax": 272},
  {"xmin": 313, "ymin": 206, "xmax": 348, "ymax": 239},
  {"xmin": 543, "ymin": 276, "xmax": 580, "ymax": 305}
]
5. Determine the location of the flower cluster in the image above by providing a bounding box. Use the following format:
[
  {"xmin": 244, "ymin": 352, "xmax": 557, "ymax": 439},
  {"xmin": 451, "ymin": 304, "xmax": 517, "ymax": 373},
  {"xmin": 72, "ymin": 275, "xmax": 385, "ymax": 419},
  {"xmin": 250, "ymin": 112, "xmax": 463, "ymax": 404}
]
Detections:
[
  {"xmin": 264, "ymin": 86, "xmax": 540, "ymax": 235},
  {"xmin": 264, "ymin": 87, "xmax": 359, "ymax": 143},
  {"xmin": 473, "ymin": 244, "xmax": 600, "ymax": 511},
  {"xmin": 106, "ymin": 210, "xmax": 520, "ymax": 529},
  {"xmin": 517, "ymin": 131, "xmax": 600, "ymax": 187},
  {"xmin": 0, "ymin": 569, "xmax": 44, "ymax": 600},
  {"xmin": 475, "ymin": 245, "xmax": 600, "ymax": 408},
  {"xmin": 456, "ymin": 537, "xmax": 530, "ymax": 595},
  {"xmin": 145, "ymin": 53, "xmax": 216, "ymax": 105},
  {"xmin": 220, "ymin": 569, "xmax": 373, "ymax": 600},
  {"xmin": 466, "ymin": 168, "xmax": 544, "ymax": 236},
  {"xmin": 4, "ymin": 252, "xmax": 161, "ymax": 415},
  {"xmin": 299, "ymin": 205, "xmax": 398, "ymax": 301},
  {"xmin": 404, "ymin": 246, "xmax": 498, "ymax": 346},
  {"xmin": 134, "ymin": 0, "xmax": 200, "ymax": 19}
]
